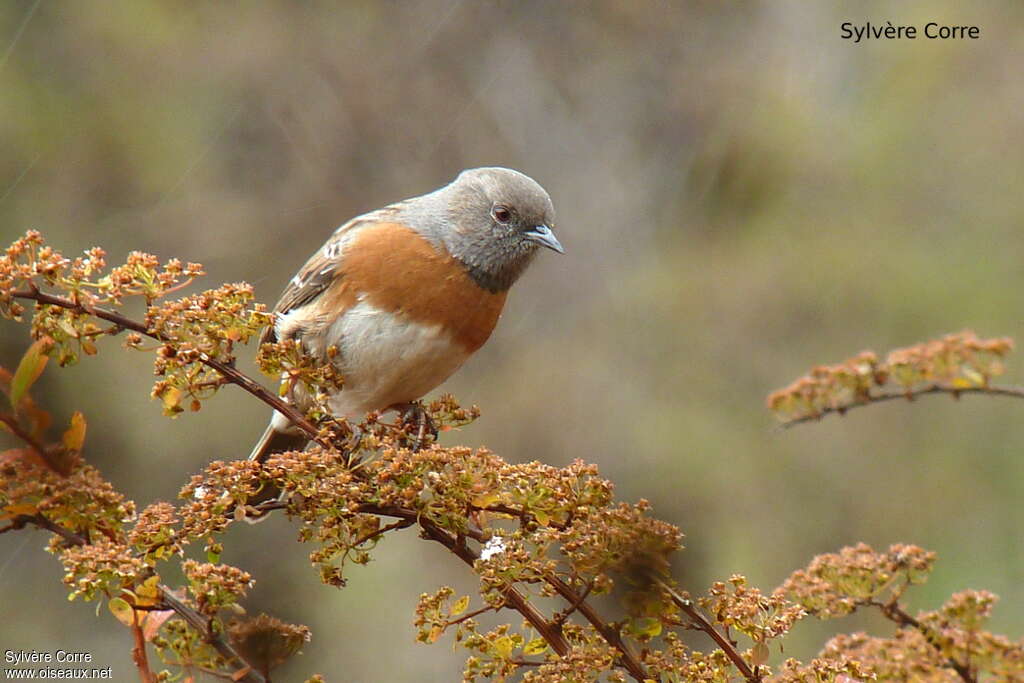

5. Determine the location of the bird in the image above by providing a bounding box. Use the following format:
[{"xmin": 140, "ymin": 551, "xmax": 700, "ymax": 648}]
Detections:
[{"xmin": 248, "ymin": 167, "xmax": 563, "ymax": 466}]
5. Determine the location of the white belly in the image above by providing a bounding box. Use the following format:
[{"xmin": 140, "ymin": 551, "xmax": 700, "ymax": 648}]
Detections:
[{"xmin": 319, "ymin": 300, "xmax": 470, "ymax": 417}]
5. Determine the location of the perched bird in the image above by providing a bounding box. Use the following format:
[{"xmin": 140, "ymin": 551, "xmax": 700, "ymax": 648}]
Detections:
[{"xmin": 248, "ymin": 167, "xmax": 563, "ymax": 465}]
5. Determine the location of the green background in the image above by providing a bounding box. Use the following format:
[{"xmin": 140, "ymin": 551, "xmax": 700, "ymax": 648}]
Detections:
[{"xmin": 2, "ymin": 2, "xmax": 1022, "ymax": 680}]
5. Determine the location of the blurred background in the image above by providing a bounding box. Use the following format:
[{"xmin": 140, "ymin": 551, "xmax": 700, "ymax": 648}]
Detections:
[{"xmin": 2, "ymin": 1, "xmax": 1023, "ymax": 680}]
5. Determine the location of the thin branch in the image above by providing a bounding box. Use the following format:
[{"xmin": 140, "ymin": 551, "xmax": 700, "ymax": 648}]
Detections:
[
  {"xmin": 658, "ymin": 579, "xmax": 761, "ymax": 683},
  {"xmin": 131, "ymin": 610, "xmax": 157, "ymax": 683},
  {"xmin": 872, "ymin": 599, "xmax": 976, "ymax": 683},
  {"xmin": 778, "ymin": 383, "xmax": 1024, "ymax": 429},
  {"xmin": 10, "ymin": 288, "xmax": 325, "ymax": 448},
  {"xmin": 264, "ymin": 499, "xmax": 649, "ymax": 680},
  {"xmin": 9, "ymin": 513, "xmax": 267, "ymax": 683},
  {"xmin": 446, "ymin": 604, "xmax": 497, "ymax": 627},
  {"xmin": 552, "ymin": 578, "xmax": 595, "ymax": 626},
  {"xmin": 350, "ymin": 518, "xmax": 415, "ymax": 549},
  {"xmin": 544, "ymin": 573, "xmax": 650, "ymax": 681},
  {"xmin": 157, "ymin": 587, "xmax": 267, "ymax": 683},
  {"xmin": 0, "ymin": 413, "xmax": 63, "ymax": 474},
  {"xmin": 509, "ymin": 658, "xmax": 544, "ymax": 667},
  {"xmin": 15, "ymin": 513, "xmax": 87, "ymax": 546},
  {"xmin": 358, "ymin": 504, "xmax": 574, "ymax": 661}
]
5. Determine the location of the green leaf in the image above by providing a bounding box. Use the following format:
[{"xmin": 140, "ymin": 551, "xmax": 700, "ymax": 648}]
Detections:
[
  {"xmin": 108, "ymin": 597, "xmax": 134, "ymax": 627},
  {"xmin": 160, "ymin": 386, "xmax": 184, "ymax": 416},
  {"xmin": 523, "ymin": 638, "xmax": 548, "ymax": 655},
  {"xmin": 10, "ymin": 337, "xmax": 53, "ymax": 409},
  {"xmin": 631, "ymin": 617, "xmax": 662, "ymax": 638},
  {"xmin": 493, "ymin": 635, "xmax": 515, "ymax": 658},
  {"xmin": 450, "ymin": 595, "xmax": 470, "ymax": 616},
  {"xmin": 61, "ymin": 411, "xmax": 87, "ymax": 453}
]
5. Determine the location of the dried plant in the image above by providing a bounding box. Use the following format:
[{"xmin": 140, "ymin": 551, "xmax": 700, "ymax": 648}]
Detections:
[
  {"xmin": 767, "ymin": 331, "xmax": 1019, "ymax": 427},
  {"xmin": 2, "ymin": 231, "xmax": 1022, "ymax": 682}
]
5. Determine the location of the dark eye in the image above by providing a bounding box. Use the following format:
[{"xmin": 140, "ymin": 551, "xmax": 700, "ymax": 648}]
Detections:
[{"xmin": 492, "ymin": 205, "xmax": 512, "ymax": 224}]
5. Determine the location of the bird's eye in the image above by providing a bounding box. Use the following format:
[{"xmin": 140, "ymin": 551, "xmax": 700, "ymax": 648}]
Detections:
[{"xmin": 492, "ymin": 205, "xmax": 512, "ymax": 224}]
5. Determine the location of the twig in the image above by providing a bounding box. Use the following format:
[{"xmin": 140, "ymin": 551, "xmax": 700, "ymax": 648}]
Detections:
[
  {"xmin": 446, "ymin": 604, "xmax": 497, "ymax": 627},
  {"xmin": 872, "ymin": 599, "xmax": 976, "ymax": 683},
  {"xmin": 9, "ymin": 513, "xmax": 268, "ymax": 683},
  {"xmin": 350, "ymin": 518, "xmax": 415, "ymax": 549},
  {"xmin": 552, "ymin": 578, "xmax": 594, "ymax": 626},
  {"xmin": 365, "ymin": 506, "xmax": 572, "ymax": 659},
  {"xmin": 0, "ymin": 413, "xmax": 63, "ymax": 474},
  {"xmin": 544, "ymin": 573, "xmax": 650, "ymax": 681},
  {"xmin": 157, "ymin": 587, "xmax": 267, "ymax": 683},
  {"xmin": 509, "ymin": 658, "xmax": 544, "ymax": 667},
  {"xmin": 658, "ymin": 579, "xmax": 761, "ymax": 683},
  {"xmin": 15, "ymin": 513, "xmax": 87, "ymax": 546},
  {"xmin": 778, "ymin": 383, "xmax": 1024, "ymax": 429},
  {"xmin": 131, "ymin": 610, "xmax": 157, "ymax": 683},
  {"xmin": 10, "ymin": 288, "xmax": 325, "ymax": 447}
]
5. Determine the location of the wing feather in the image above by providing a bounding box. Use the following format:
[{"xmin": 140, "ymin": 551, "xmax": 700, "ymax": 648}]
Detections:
[{"xmin": 260, "ymin": 206, "xmax": 402, "ymax": 345}]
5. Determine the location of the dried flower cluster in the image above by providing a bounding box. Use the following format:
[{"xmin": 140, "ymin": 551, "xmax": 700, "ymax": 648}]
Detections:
[
  {"xmin": 767, "ymin": 331, "xmax": 1016, "ymax": 424},
  {"xmin": 779, "ymin": 542, "xmax": 935, "ymax": 618},
  {"xmin": 3, "ymin": 232, "xmax": 1023, "ymax": 682},
  {"xmin": 778, "ymin": 543, "xmax": 1024, "ymax": 680}
]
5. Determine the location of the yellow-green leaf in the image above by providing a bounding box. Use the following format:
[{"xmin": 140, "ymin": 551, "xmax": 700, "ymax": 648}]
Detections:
[
  {"xmin": 632, "ymin": 617, "xmax": 662, "ymax": 638},
  {"xmin": 136, "ymin": 575, "xmax": 161, "ymax": 606},
  {"xmin": 160, "ymin": 386, "xmax": 183, "ymax": 416},
  {"xmin": 108, "ymin": 597, "xmax": 135, "ymax": 627},
  {"xmin": 10, "ymin": 337, "xmax": 53, "ymax": 409},
  {"xmin": 450, "ymin": 595, "xmax": 470, "ymax": 616},
  {"xmin": 471, "ymin": 492, "xmax": 500, "ymax": 508},
  {"xmin": 533, "ymin": 509, "xmax": 551, "ymax": 526},
  {"xmin": 1, "ymin": 502, "xmax": 39, "ymax": 520},
  {"xmin": 61, "ymin": 412, "xmax": 87, "ymax": 453},
  {"xmin": 493, "ymin": 635, "xmax": 515, "ymax": 658},
  {"xmin": 962, "ymin": 367, "xmax": 985, "ymax": 385},
  {"xmin": 523, "ymin": 638, "xmax": 548, "ymax": 655}
]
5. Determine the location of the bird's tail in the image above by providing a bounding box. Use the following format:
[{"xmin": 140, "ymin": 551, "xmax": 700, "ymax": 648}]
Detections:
[
  {"xmin": 248, "ymin": 423, "xmax": 308, "ymax": 464},
  {"xmin": 243, "ymin": 423, "xmax": 309, "ymax": 523}
]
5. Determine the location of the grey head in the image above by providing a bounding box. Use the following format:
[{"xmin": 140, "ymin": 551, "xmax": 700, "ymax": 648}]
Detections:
[{"xmin": 400, "ymin": 167, "xmax": 563, "ymax": 292}]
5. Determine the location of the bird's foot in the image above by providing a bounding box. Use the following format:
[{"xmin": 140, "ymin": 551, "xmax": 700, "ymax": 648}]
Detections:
[{"xmin": 393, "ymin": 401, "xmax": 438, "ymax": 451}]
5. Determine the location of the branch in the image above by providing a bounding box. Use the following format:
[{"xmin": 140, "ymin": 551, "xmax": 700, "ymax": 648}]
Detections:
[
  {"xmin": 0, "ymin": 413, "xmax": 63, "ymax": 474},
  {"xmin": 9, "ymin": 285, "xmax": 645, "ymax": 680},
  {"xmin": 131, "ymin": 610, "xmax": 157, "ymax": 683},
  {"xmin": 658, "ymin": 579, "xmax": 761, "ymax": 683},
  {"xmin": 9, "ymin": 513, "xmax": 268, "ymax": 683},
  {"xmin": 14, "ymin": 513, "xmax": 88, "ymax": 546},
  {"xmin": 778, "ymin": 383, "xmax": 1024, "ymax": 429},
  {"xmin": 157, "ymin": 587, "xmax": 267, "ymax": 683},
  {"xmin": 358, "ymin": 504, "xmax": 572, "ymax": 660},
  {"xmin": 872, "ymin": 599, "xmax": 976, "ymax": 683},
  {"xmin": 361, "ymin": 504, "xmax": 650, "ymax": 681},
  {"xmin": 544, "ymin": 573, "xmax": 650, "ymax": 681},
  {"xmin": 10, "ymin": 288, "xmax": 325, "ymax": 447}
]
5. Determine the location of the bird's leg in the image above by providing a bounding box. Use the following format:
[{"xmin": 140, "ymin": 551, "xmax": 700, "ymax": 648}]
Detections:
[{"xmin": 391, "ymin": 401, "xmax": 438, "ymax": 451}]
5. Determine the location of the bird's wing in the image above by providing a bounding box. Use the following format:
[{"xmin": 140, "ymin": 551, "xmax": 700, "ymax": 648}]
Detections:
[{"xmin": 260, "ymin": 207, "xmax": 400, "ymax": 345}]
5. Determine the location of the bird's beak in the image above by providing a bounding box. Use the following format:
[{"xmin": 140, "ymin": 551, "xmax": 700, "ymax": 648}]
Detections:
[{"xmin": 524, "ymin": 225, "xmax": 565, "ymax": 254}]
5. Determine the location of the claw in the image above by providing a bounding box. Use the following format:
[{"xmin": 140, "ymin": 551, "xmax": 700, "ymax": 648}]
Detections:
[{"xmin": 394, "ymin": 401, "xmax": 437, "ymax": 451}]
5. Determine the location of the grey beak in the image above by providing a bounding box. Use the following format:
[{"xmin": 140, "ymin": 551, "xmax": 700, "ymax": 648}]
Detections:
[{"xmin": 524, "ymin": 225, "xmax": 565, "ymax": 254}]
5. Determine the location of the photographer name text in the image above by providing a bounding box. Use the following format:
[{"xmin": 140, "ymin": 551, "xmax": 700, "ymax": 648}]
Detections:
[
  {"xmin": 841, "ymin": 22, "xmax": 980, "ymax": 43},
  {"xmin": 3, "ymin": 650, "xmax": 112, "ymax": 680}
]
